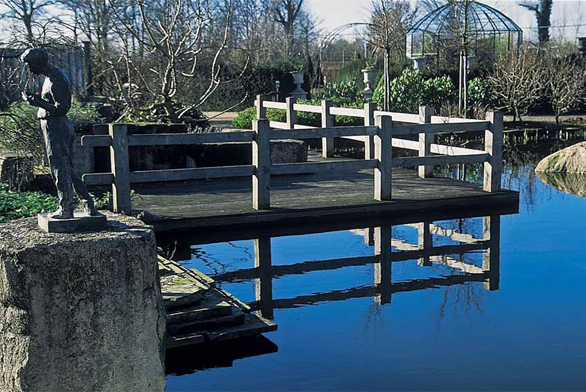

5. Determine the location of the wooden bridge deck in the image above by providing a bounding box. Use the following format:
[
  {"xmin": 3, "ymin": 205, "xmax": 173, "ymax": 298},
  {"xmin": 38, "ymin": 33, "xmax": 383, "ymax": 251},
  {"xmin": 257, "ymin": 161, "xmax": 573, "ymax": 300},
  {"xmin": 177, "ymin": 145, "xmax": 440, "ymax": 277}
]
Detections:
[{"xmin": 133, "ymin": 168, "xmax": 518, "ymax": 233}]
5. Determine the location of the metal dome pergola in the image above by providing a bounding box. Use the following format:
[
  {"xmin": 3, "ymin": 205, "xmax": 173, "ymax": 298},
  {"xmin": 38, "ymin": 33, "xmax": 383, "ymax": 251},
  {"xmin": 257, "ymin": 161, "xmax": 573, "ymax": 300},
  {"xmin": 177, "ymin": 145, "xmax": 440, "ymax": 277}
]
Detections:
[{"xmin": 407, "ymin": 0, "xmax": 523, "ymax": 116}]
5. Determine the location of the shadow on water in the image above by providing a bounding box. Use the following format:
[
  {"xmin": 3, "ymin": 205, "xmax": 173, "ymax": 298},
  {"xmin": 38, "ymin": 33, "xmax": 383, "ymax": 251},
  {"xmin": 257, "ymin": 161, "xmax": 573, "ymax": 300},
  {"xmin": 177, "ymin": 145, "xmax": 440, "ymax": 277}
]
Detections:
[{"xmin": 165, "ymin": 335, "xmax": 278, "ymax": 375}]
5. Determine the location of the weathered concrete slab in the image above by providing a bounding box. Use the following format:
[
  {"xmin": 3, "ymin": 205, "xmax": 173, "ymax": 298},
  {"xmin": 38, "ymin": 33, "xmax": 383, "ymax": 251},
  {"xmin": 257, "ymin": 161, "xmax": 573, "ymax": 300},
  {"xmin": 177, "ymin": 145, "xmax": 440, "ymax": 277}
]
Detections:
[
  {"xmin": 38, "ymin": 210, "xmax": 107, "ymax": 233},
  {"xmin": 0, "ymin": 214, "xmax": 166, "ymax": 392}
]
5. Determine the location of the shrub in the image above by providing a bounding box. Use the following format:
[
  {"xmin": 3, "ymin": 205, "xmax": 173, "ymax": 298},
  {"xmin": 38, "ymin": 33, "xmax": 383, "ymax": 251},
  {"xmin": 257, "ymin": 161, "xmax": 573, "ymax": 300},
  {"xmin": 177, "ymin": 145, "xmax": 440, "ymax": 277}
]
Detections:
[
  {"xmin": 233, "ymin": 99, "xmax": 364, "ymax": 129},
  {"xmin": 423, "ymin": 75, "xmax": 456, "ymax": 110},
  {"xmin": 0, "ymin": 183, "xmax": 57, "ymax": 223},
  {"xmin": 468, "ymin": 77, "xmax": 495, "ymax": 108},
  {"xmin": 373, "ymin": 69, "xmax": 456, "ymax": 113},
  {"xmin": 0, "ymin": 99, "xmax": 103, "ymax": 161},
  {"xmin": 318, "ymin": 81, "xmax": 364, "ymax": 106}
]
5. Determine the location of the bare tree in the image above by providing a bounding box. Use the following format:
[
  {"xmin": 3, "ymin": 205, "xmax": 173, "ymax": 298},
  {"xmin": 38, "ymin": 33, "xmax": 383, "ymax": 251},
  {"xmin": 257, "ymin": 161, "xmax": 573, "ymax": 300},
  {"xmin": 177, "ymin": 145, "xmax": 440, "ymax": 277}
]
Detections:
[
  {"xmin": 543, "ymin": 54, "xmax": 586, "ymax": 125},
  {"xmin": 101, "ymin": 0, "xmax": 243, "ymax": 123},
  {"xmin": 368, "ymin": 0, "xmax": 417, "ymax": 110},
  {"xmin": 488, "ymin": 49, "xmax": 546, "ymax": 121},
  {"xmin": 0, "ymin": 0, "xmax": 57, "ymax": 44},
  {"xmin": 272, "ymin": 0, "xmax": 305, "ymax": 56},
  {"xmin": 520, "ymin": 0, "xmax": 553, "ymax": 45}
]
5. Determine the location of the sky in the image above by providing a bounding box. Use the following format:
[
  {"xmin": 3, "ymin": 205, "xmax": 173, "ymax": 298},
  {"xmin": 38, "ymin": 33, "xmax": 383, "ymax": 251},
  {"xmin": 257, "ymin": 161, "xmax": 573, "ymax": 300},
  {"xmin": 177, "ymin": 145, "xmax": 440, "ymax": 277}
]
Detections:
[{"xmin": 307, "ymin": 0, "xmax": 586, "ymax": 43}]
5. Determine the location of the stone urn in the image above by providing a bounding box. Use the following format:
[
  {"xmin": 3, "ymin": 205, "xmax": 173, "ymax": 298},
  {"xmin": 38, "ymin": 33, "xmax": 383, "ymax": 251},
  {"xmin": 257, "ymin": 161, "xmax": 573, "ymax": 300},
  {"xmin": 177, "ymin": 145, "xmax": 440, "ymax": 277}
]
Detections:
[
  {"xmin": 412, "ymin": 57, "xmax": 425, "ymax": 70},
  {"xmin": 290, "ymin": 70, "xmax": 307, "ymax": 99},
  {"xmin": 362, "ymin": 68, "xmax": 376, "ymax": 100}
]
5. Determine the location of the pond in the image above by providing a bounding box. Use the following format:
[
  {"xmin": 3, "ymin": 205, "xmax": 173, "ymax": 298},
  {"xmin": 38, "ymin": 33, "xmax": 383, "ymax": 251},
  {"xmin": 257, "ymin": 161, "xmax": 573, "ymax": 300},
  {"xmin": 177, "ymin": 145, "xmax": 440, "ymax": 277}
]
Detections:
[{"xmin": 163, "ymin": 131, "xmax": 586, "ymax": 391}]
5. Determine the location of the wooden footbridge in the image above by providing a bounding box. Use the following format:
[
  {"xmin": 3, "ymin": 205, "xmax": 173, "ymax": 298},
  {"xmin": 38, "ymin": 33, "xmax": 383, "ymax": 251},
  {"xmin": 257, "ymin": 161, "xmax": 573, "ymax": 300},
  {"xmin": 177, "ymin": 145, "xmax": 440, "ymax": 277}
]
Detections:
[{"xmin": 81, "ymin": 96, "xmax": 517, "ymax": 232}]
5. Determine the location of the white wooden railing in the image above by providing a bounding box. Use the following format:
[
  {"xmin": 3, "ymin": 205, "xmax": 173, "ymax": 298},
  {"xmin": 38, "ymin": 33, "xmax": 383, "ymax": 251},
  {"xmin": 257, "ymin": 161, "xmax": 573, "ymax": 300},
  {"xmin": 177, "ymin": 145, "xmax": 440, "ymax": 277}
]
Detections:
[{"xmin": 80, "ymin": 96, "xmax": 502, "ymax": 214}]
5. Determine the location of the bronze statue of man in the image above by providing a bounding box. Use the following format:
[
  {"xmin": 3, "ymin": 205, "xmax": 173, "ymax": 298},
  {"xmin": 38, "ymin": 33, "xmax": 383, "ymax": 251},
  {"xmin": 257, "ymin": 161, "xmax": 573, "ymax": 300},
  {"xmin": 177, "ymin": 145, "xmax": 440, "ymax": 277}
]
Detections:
[{"xmin": 20, "ymin": 48, "xmax": 97, "ymax": 219}]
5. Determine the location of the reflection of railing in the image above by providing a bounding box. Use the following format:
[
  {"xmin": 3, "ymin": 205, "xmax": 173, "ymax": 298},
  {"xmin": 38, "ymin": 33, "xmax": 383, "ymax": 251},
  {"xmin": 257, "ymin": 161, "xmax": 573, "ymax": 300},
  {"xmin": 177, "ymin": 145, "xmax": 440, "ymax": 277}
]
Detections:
[
  {"xmin": 80, "ymin": 97, "xmax": 503, "ymax": 214},
  {"xmin": 212, "ymin": 216, "xmax": 501, "ymax": 319}
]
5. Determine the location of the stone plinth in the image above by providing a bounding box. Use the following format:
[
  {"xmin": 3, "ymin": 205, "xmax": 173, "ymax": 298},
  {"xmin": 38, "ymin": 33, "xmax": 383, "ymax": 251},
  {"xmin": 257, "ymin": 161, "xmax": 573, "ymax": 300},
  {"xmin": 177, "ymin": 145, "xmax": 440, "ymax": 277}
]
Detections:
[
  {"xmin": 38, "ymin": 210, "xmax": 108, "ymax": 233},
  {"xmin": 0, "ymin": 214, "xmax": 166, "ymax": 392}
]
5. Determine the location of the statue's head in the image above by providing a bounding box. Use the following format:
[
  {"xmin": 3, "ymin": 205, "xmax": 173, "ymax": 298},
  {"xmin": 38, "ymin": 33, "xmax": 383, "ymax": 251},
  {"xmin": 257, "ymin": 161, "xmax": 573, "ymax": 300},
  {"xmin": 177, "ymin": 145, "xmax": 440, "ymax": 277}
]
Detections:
[{"xmin": 20, "ymin": 48, "xmax": 49, "ymax": 76}]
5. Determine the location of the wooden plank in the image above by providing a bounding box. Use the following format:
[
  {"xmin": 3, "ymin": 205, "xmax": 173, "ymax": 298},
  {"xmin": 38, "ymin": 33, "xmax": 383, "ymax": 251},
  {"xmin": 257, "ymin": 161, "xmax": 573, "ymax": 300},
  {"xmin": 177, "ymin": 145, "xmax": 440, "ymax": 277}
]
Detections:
[
  {"xmin": 127, "ymin": 132, "xmax": 255, "ymax": 146},
  {"xmin": 256, "ymin": 95, "xmax": 266, "ymax": 119},
  {"xmin": 392, "ymin": 121, "xmax": 491, "ymax": 136},
  {"xmin": 110, "ymin": 124, "xmax": 131, "ymax": 214},
  {"xmin": 392, "ymin": 138, "xmax": 419, "ymax": 150},
  {"xmin": 81, "ymin": 135, "xmax": 111, "ymax": 147},
  {"xmin": 375, "ymin": 116, "xmax": 392, "ymax": 201},
  {"xmin": 83, "ymin": 173, "xmax": 114, "ymax": 186},
  {"xmin": 321, "ymin": 100, "xmax": 334, "ymax": 158},
  {"xmin": 253, "ymin": 119, "xmax": 271, "ymax": 210},
  {"xmin": 129, "ymin": 166, "xmax": 255, "ymax": 183},
  {"xmin": 419, "ymin": 106, "xmax": 435, "ymax": 178},
  {"xmin": 270, "ymin": 159, "xmax": 378, "ymax": 175},
  {"xmin": 364, "ymin": 103, "xmax": 377, "ymax": 160},
  {"xmin": 135, "ymin": 169, "xmax": 520, "ymax": 233},
  {"xmin": 269, "ymin": 121, "xmax": 290, "ymax": 129},
  {"xmin": 374, "ymin": 110, "xmax": 419, "ymax": 123},
  {"xmin": 392, "ymin": 153, "xmax": 489, "ymax": 167},
  {"xmin": 270, "ymin": 126, "xmax": 376, "ymax": 140},
  {"xmin": 430, "ymin": 144, "xmax": 486, "ymax": 156},
  {"xmin": 293, "ymin": 124, "xmax": 316, "ymax": 130},
  {"xmin": 263, "ymin": 101, "xmax": 287, "ymax": 110},
  {"xmin": 166, "ymin": 314, "xmax": 277, "ymax": 348},
  {"xmin": 294, "ymin": 103, "xmax": 321, "ymax": 113},
  {"xmin": 330, "ymin": 107, "xmax": 365, "ymax": 117},
  {"xmin": 484, "ymin": 112, "xmax": 503, "ymax": 192},
  {"xmin": 286, "ymin": 97, "xmax": 296, "ymax": 129},
  {"xmin": 430, "ymin": 115, "xmax": 486, "ymax": 124}
]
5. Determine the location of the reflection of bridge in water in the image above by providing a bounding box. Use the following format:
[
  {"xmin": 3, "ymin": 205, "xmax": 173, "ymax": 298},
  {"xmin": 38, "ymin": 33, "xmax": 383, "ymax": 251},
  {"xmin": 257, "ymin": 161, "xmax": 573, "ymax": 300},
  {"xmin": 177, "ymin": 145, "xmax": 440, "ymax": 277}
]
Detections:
[
  {"xmin": 160, "ymin": 210, "xmax": 505, "ymax": 372},
  {"xmin": 203, "ymin": 215, "xmax": 501, "ymax": 320}
]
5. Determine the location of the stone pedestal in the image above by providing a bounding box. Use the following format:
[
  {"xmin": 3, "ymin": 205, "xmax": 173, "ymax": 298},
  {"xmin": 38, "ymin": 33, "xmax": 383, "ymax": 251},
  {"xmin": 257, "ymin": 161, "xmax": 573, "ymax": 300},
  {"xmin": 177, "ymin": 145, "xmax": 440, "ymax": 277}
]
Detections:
[
  {"xmin": 38, "ymin": 210, "xmax": 108, "ymax": 233},
  {"xmin": 0, "ymin": 214, "xmax": 166, "ymax": 392}
]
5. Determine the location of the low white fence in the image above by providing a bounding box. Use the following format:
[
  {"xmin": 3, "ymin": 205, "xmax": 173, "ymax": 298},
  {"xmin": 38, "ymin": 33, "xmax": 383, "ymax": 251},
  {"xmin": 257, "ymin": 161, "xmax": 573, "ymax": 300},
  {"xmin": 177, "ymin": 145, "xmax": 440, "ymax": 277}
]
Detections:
[{"xmin": 81, "ymin": 95, "xmax": 502, "ymax": 214}]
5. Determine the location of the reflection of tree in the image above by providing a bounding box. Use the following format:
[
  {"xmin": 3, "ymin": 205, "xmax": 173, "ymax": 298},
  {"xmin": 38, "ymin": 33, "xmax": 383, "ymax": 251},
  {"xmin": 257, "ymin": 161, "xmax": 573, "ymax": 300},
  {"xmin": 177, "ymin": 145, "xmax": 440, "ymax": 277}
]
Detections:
[{"xmin": 434, "ymin": 281, "xmax": 484, "ymax": 331}]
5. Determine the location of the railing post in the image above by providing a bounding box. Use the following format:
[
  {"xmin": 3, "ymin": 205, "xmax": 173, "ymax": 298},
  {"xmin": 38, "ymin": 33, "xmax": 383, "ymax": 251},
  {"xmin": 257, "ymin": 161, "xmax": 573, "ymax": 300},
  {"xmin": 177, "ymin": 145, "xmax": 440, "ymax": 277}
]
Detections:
[
  {"xmin": 321, "ymin": 99, "xmax": 334, "ymax": 158},
  {"xmin": 364, "ymin": 102, "xmax": 377, "ymax": 160},
  {"xmin": 374, "ymin": 225, "xmax": 392, "ymax": 305},
  {"xmin": 484, "ymin": 111, "xmax": 503, "ymax": 192},
  {"xmin": 256, "ymin": 94, "xmax": 266, "ymax": 120},
  {"xmin": 417, "ymin": 221, "xmax": 433, "ymax": 267},
  {"xmin": 418, "ymin": 106, "xmax": 434, "ymax": 178},
  {"xmin": 252, "ymin": 119, "xmax": 271, "ymax": 210},
  {"xmin": 482, "ymin": 215, "xmax": 501, "ymax": 291},
  {"xmin": 374, "ymin": 115, "xmax": 392, "ymax": 201},
  {"xmin": 109, "ymin": 124, "xmax": 131, "ymax": 214},
  {"xmin": 286, "ymin": 97, "xmax": 297, "ymax": 129},
  {"xmin": 255, "ymin": 236, "xmax": 273, "ymax": 319}
]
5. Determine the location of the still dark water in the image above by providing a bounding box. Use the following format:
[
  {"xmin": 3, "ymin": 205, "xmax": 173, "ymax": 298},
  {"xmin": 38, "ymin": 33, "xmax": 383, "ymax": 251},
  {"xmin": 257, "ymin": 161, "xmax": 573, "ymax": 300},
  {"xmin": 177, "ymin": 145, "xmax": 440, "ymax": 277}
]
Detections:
[{"xmin": 165, "ymin": 140, "xmax": 586, "ymax": 391}]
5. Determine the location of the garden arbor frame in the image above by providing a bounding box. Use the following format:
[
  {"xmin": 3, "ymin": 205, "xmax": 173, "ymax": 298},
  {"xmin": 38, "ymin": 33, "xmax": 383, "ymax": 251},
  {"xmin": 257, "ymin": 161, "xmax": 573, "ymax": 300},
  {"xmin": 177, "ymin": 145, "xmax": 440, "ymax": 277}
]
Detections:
[{"xmin": 407, "ymin": 0, "xmax": 523, "ymax": 116}]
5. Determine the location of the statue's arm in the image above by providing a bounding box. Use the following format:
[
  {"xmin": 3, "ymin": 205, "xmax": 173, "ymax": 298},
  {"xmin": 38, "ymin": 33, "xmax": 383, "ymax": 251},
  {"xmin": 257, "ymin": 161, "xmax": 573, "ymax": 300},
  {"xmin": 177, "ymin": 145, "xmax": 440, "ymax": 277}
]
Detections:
[{"xmin": 22, "ymin": 80, "xmax": 71, "ymax": 116}]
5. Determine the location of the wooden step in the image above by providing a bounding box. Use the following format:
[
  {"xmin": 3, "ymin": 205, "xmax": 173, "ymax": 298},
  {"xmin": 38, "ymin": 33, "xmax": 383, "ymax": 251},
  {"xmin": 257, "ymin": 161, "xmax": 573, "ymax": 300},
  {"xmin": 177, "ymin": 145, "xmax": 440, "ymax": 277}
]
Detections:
[
  {"xmin": 168, "ymin": 308, "xmax": 246, "ymax": 336},
  {"xmin": 166, "ymin": 313, "xmax": 278, "ymax": 349},
  {"xmin": 166, "ymin": 291, "xmax": 233, "ymax": 324},
  {"xmin": 161, "ymin": 273, "xmax": 209, "ymax": 309}
]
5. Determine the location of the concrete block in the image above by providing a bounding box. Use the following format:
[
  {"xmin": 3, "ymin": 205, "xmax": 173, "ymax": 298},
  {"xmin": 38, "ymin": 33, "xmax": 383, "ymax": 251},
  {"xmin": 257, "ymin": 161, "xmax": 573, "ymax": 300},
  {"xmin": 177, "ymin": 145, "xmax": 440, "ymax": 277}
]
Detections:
[{"xmin": 0, "ymin": 214, "xmax": 166, "ymax": 392}]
